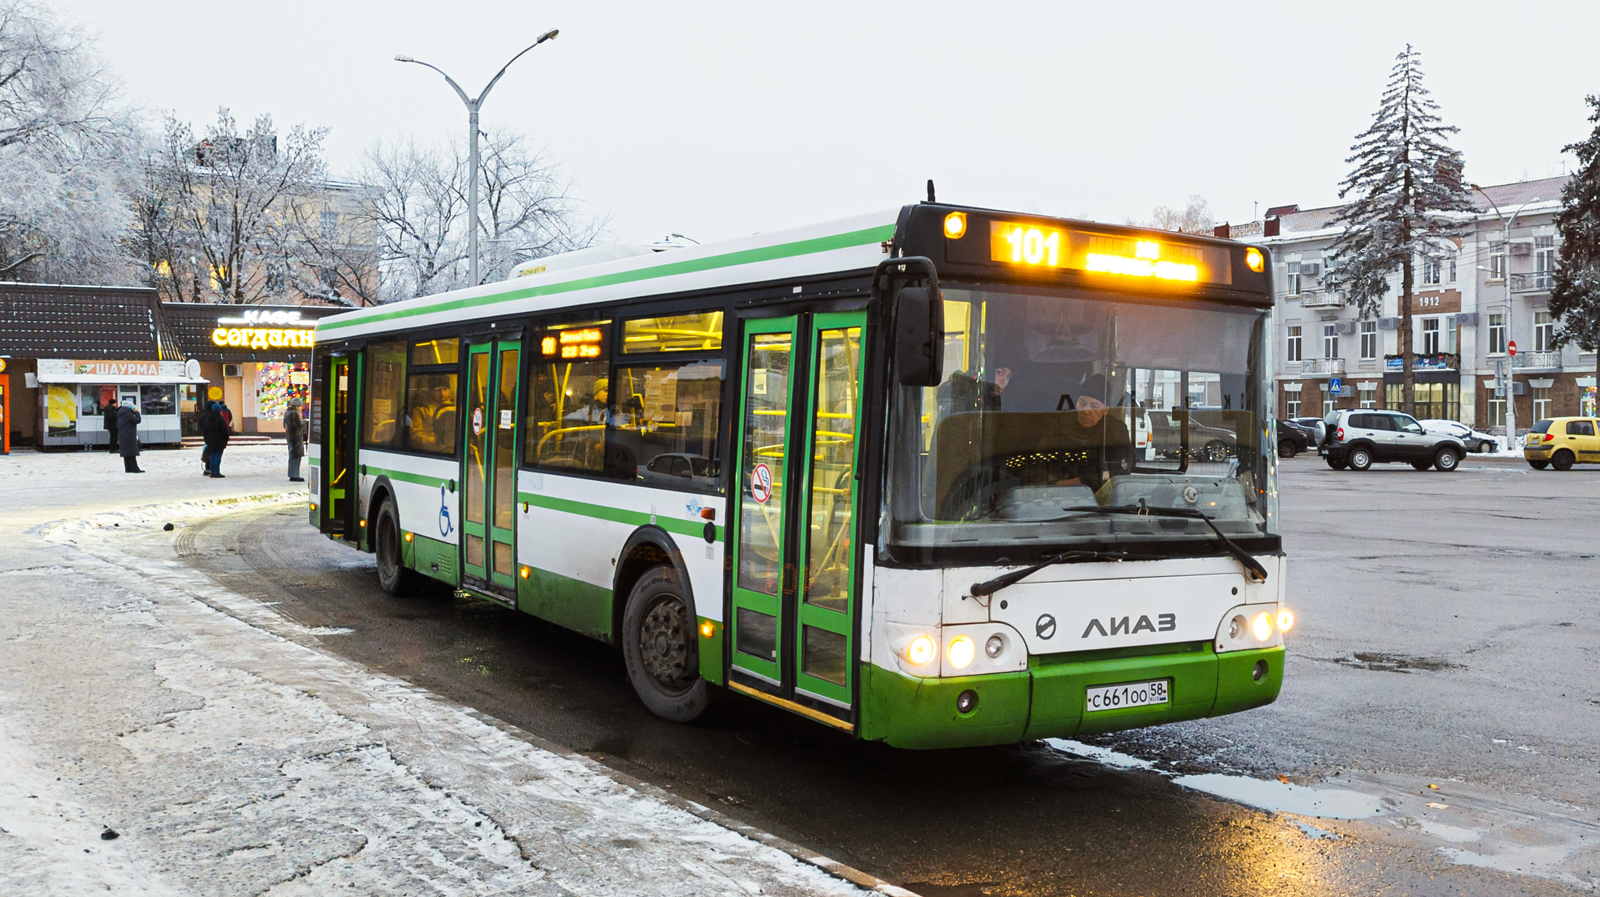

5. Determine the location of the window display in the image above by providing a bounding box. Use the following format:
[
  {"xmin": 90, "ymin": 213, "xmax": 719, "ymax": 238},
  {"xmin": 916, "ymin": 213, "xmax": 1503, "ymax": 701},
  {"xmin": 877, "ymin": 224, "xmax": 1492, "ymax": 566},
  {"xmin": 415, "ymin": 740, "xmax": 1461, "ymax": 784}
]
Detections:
[{"xmin": 257, "ymin": 361, "xmax": 311, "ymax": 423}]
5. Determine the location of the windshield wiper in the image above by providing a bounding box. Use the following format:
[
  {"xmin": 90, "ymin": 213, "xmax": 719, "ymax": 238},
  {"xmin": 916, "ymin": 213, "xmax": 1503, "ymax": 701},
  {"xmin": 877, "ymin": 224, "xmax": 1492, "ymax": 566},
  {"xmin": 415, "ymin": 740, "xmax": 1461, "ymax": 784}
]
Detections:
[
  {"xmin": 1057, "ymin": 502, "xmax": 1270, "ymax": 583},
  {"xmin": 970, "ymin": 549, "xmax": 1160, "ymax": 599}
]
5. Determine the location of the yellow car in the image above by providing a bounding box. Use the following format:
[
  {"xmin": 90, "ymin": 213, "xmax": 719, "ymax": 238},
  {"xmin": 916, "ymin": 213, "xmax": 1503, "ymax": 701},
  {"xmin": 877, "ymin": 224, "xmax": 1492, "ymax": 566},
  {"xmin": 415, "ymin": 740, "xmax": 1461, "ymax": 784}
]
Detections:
[{"xmin": 1524, "ymin": 417, "xmax": 1600, "ymax": 470}]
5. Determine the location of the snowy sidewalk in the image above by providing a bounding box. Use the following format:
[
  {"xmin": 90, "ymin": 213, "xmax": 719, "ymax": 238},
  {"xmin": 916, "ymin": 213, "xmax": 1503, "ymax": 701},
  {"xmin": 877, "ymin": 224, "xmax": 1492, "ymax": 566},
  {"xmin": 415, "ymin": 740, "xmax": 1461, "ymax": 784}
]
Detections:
[{"xmin": 0, "ymin": 447, "xmax": 903, "ymax": 897}]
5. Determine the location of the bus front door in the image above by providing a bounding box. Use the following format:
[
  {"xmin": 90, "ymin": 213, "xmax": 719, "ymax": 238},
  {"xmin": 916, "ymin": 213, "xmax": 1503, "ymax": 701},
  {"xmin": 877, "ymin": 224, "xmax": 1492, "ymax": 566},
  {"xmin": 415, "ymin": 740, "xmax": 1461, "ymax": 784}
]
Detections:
[
  {"xmin": 324, "ymin": 356, "xmax": 354, "ymax": 538},
  {"xmin": 728, "ymin": 312, "xmax": 866, "ymax": 727},
  {"xmin": 461, "ymin": 340, "xmax": 522, "ymax": 601}
]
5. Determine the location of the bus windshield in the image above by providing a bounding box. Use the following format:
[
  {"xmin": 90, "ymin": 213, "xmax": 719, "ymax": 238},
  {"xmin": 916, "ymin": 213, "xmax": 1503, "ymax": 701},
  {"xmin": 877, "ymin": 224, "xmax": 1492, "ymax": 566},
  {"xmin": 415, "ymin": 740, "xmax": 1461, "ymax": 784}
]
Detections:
[{"xmin": 885, "ymin": 284, "xmax": 1277, "ymax": 557}]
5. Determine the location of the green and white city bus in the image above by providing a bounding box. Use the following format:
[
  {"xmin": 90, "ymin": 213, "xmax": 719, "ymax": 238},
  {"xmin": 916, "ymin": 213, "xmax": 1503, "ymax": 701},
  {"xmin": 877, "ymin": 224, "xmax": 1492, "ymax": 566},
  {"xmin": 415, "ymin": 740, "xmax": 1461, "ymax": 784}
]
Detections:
[{"xmin": 307, "ymin": 202, "xmax": 1292, "ymax": 749}]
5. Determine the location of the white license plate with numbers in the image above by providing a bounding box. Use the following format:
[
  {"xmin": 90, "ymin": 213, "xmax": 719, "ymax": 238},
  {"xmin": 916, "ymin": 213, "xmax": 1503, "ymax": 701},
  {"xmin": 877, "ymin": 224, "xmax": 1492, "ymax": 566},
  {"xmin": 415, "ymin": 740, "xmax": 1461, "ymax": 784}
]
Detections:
[{"xmin": 1085, "ymin": 679, "xmax": 1170, "ymax": 712}]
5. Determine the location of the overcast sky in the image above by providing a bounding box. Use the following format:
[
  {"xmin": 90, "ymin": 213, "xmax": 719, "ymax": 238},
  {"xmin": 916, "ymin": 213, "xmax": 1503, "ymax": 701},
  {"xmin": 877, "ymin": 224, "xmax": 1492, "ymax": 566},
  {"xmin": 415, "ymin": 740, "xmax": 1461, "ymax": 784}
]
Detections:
[{"xmin": 53, "ymin": 0, "xmax": 1600, "ymax": 246}]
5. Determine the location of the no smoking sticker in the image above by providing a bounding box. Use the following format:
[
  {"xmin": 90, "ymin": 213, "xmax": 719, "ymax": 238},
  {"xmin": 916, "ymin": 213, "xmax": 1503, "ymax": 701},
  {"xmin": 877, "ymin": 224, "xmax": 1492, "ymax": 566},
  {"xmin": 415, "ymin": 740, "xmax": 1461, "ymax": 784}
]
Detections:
[{"xmin": 751, "ymin": 463, "xmax": 773, "ymax": 504}]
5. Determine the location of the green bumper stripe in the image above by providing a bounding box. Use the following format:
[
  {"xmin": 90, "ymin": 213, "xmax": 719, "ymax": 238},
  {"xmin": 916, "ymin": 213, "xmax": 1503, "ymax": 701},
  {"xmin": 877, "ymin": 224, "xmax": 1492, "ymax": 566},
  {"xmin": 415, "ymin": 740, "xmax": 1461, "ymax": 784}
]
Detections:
[
  {"xmin": 320, "ymin": 225, "xmax": 895, "ymax": 334},
  {"xmin": 517, "ymin": 491, "xmax": 723, "ymax": 542}
]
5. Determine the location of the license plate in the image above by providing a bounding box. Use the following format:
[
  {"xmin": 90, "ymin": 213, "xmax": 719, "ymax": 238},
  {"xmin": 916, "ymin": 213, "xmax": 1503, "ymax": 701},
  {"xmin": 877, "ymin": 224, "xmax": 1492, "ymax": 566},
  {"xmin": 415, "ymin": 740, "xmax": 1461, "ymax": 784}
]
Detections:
[{"xmin": 1086, "ymin": 679, "xmax": 1170, "ymax": 712}]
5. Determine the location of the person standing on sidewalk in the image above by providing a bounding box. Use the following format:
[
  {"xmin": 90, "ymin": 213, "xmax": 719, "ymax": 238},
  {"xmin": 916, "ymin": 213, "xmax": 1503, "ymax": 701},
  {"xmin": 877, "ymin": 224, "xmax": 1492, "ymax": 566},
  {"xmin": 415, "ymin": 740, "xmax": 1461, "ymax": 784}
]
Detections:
[
  {"xmin": 102, "ymin": 400, "xmax": 120, "ymax": 454},
  {"xmin": 202, "ymin": 401, "xmax": 230, "ymax": 478},
  {"xmin": 117, "ymin": 399, "xmax": 144, "ymax": 473},
  {"xmin": 284, "ymin": 398, "xmax": 306, "ymax": 482}
]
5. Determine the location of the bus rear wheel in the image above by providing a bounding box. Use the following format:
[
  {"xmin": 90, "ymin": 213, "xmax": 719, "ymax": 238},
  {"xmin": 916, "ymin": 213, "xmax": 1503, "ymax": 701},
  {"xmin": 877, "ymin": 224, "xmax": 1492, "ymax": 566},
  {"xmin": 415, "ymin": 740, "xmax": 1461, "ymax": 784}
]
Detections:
[
  {"xmin": 375, "ymin": 499, "xmax": 421, "ymax": 596},
  {"xmin": 622, "ymin": 567, "xmax": 709, "ymax": 723}
]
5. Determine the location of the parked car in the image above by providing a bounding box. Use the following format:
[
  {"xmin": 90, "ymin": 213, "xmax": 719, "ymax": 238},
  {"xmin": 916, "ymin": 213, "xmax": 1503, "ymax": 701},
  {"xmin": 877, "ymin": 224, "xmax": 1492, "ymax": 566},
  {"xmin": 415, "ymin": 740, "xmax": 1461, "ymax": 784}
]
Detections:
[
  {"xmin": 1275, "ymin": 418, "xmax": 1313, "ymax": 458},
  {"xmin": 1419, "ymin": 419, "xmax": 1498, "ymax": 453},
  {"xmin": 637, "ymin": 453, "xmax": 719, "ymax": 490},
  {"xmin": 1291, "ymin": 415, "xmax": 1328, "ymax": 446},
  {"xmin": 1319, "ymin": 409, "xmax": 1465, "ymax": 472},
  {"xmin": 1523, "ymin": 417, "xmax": 1600, "ymax": 470},
  {"xmin": 1149, "ymin": 410, "xmax": 1236, "ymax": 462}
]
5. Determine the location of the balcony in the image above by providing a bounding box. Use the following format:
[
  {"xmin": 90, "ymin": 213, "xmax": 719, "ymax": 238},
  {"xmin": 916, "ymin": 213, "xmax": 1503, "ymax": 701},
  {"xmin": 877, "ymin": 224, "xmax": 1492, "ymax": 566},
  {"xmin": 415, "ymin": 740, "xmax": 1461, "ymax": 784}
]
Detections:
[
  {"xmin": 1296, "ymin": 290, "xmax": 1344, "ymax": 309},
  {"xmin": 1300, "ymin": 358, "xmax": 1346, "ymax": 376},
  {"xmin": 1510, "ymin": 272, "xmax": 1554, "ymax": 292},
  {"xmin": 1512, "ymin": 350, "xmax": 1562, "ymax": 371}
]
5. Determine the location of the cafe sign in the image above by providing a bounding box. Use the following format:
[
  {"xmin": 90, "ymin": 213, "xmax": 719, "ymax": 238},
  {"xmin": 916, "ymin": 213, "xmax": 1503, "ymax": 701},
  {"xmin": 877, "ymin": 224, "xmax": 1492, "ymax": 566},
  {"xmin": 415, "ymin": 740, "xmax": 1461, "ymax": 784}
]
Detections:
[{"xmin": 211, "ymin": 309, "xmax": 317, "ymax": 350}]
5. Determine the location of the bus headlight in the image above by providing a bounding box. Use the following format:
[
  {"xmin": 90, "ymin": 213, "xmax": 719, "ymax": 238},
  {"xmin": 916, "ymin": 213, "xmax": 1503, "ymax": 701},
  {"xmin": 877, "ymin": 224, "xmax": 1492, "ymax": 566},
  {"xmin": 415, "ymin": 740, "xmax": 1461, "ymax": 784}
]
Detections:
[
  {"xmin": 906, "ymin": 635, "xmax": 936, "ymax": 666},
  {"xmin": 985, "ymin": 634, "xmax": 1005, "ymax": 659},
  {"xmin": 1251, "ymin": 612, "xmax": 1273, "ymax": 642},
  {"xmin": 1215, "ymin": 604, "xmax": 1284, "ymax": 653},
  {"xmin": 947, "ymin": 635, "xmax": 975, "ymax": 669}
]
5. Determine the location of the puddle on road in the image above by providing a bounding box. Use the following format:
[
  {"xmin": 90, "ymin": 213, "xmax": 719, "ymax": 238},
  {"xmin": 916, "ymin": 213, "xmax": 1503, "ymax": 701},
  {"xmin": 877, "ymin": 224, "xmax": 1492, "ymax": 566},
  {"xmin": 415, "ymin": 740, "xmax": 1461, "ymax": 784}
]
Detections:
[{"xmin": 1335, "ymin": 651, "xmax": 1464, "ymax": 673}]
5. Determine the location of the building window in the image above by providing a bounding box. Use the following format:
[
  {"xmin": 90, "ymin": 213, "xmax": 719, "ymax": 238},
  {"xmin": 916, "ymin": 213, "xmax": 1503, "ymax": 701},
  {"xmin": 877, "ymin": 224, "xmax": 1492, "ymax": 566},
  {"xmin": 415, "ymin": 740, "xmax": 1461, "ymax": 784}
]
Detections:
[
  {"xmin": 1323, "ymin": 395, "xmax": 1336, "ymax": 416},
  {"xmin": 1488, "ymin": 391, "xmax": 1506, "ymax": 429},
  {"xmin": 1534, "ymin": 310, "xmax": 1554, "ymax": 353},
  {"xmin": 1323, "ymin": 324, "xmax": 1339, "ymax": 359},
  {"xmin": 1534, "ymin": 236, "xmax": 1555, "ymax": 290},
  {"xmin": 1386, "ymin": 381, "xmax": 1459, "ymax": 421},
  {"xmin": 1359, "ymin": 321, "xmax": 1377, "ymax": 359},
  {"xmin": 1422, "ymin": 259, "xmax": 1441, "ymax": 285},
  {"xmin": 1286, "ymin": 262, "xmax": 1302, "ymax": 296},
  {"xmin": 1420, "ymin": 317, "xmax": 1441, "ymax": 354},
  {"xmin": 1488, "ymin": 313, "xmax": 1506, "ymax": 355},
  {"xmin": 1532, "ymin": 386, "xmax": 1552, "ymax": 421},
  {"xmin": 1489, "ymin": 242, "xmax": 1507, "ymax": 280},
  {"xmin": 1286, "ymin": 325, "xmax": 1303, "ymax": 362},
  {"xmin": 321, "ymin": 210, "xmax": 340, "ymax": 235},
  {"xmin": 1359, "ymin": 385, "xmax": 1377, "ymax": 409},
  {"xmin": 1447, "ymin": 254, "xmax": 1457, "ymax": 283},
  {"xmin": 1285, "ymin": 392, "xmax": 1301, "ymax": 418}
]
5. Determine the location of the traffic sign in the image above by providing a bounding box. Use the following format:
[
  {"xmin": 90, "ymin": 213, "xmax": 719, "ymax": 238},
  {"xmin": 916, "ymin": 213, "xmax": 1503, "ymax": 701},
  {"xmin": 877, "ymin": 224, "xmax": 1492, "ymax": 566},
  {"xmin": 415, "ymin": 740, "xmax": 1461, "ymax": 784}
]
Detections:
[
  {"xmin": 1329, "ymin": 377, "xmax": 1342, "ymax": 393},
  {"xmin": 1508, "ymin": 340, "xmax": 1518, "ymax": 357}
]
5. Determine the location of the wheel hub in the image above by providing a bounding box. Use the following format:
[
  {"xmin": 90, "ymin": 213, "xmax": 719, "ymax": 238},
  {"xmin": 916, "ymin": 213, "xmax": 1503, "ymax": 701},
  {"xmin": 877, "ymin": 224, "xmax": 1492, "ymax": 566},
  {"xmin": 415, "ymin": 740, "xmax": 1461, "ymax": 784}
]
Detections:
[{"xmin": 640, "ymin": 598, "xmax": 694, "ymax": 693}]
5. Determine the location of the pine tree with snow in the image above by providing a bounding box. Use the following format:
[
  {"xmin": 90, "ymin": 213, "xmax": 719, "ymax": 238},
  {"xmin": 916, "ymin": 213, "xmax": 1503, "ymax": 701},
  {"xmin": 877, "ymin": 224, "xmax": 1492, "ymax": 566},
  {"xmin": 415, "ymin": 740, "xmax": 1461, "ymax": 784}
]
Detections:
[
  {"xmin": 1549, "ymin": 95, "xmax": 1600, "ymax": 416},
  {"xmin": 1327, "ymin": 45, "xmax": 1472, "ymax": 415}
]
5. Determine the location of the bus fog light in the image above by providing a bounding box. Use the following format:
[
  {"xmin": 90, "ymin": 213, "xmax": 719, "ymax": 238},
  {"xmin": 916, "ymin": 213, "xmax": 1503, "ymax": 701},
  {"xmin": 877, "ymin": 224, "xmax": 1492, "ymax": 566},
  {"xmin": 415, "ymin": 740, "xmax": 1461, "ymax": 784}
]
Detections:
[
  {"xmin": 1229, "ymin": 615, "xmax": 1246, "ymax": 640},
  {"xmin": 1276, "ymin": 609, "xmax": 1295, "ymax": 633},
  {"xmin": 985, "ymin": 635, "xmax": 1005, "ymax": 659},
  {"xmin": 956, "ymin": 690, "xmax": 978, "ymax": 714},
  {"xmin": 948, "ymin": 635, "xmax": 975, "ymax": 669},
  {"xmin": 1252, "ymin": 660, "xmax": 1268, "ymax": 682},
  {"xmin": 1251, "ymin": 612, "xmax": 1272, "ymax": 642},
  {"xmin": 906, "ymin": 635, "xmax": 936, "ymax": 666}
]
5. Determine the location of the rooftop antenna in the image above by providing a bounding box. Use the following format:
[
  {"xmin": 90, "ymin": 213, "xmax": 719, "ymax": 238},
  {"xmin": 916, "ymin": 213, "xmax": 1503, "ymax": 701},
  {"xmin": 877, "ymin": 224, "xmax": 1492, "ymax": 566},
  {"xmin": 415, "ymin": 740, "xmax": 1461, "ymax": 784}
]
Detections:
[
  {"xmin": 1253, "ymin": 201, "xmax": 1259, "ymax": 220},
  {"xmin": 927, "ymin": 179, "xmax": 936, "ymax": 203}
]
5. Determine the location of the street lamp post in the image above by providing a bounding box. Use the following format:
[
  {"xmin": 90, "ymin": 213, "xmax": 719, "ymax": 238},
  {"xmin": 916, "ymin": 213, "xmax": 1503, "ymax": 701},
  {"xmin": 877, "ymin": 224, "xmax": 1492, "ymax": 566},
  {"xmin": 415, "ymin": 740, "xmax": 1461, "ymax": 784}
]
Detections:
[
  {"xmin": 1469, "ymin": 185, "xmax": 1540, "ymax": 446},
  {"xmin": 396, "ymin": 29, "xmax": 559, "ymax": 287}
]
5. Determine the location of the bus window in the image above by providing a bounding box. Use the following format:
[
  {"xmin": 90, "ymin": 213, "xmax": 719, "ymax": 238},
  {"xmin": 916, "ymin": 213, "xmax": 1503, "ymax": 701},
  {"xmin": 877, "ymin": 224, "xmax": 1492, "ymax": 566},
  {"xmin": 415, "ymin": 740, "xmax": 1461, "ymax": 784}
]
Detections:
[
  {"xmin": 608, "ymin": 360, "xmax": 724, "ymax": 489},
  {"xmin": 404, "ymin": 372, "xmax": 459, "ymax": 455},
  {"xmin": 622, "ymin": 311, "xmax": 724, "ymax": 354},
  {"xmin": 364, "ymin": 340, "xmax": 407, "ymax": 448},
  {"xmin": 410, "ymin": 339, "xmax": 460, "ymax": 366}
]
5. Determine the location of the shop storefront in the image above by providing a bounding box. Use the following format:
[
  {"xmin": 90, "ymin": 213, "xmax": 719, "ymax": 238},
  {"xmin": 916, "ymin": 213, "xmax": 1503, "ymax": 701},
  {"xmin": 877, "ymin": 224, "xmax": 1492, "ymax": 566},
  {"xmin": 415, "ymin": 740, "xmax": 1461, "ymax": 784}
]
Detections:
[
  {"xmin": 33, "ymin": 359, "xmax": 207, "ymax": 448},
  {"xmin": 164, "ymin": 304, "xmax": 337, "ymax": 435}
]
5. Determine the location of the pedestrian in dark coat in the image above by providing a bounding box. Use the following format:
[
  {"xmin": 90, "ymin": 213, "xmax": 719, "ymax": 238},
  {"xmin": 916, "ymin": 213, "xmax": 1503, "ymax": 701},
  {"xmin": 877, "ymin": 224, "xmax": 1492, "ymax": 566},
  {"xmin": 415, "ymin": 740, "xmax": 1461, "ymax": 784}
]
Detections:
[
  {"xmin": 283, "ymin": 399, "xmax": 306, "ymax": 482},
  {"xmin": 117, "ymin": 399, "xmax": 144, "ymax": 473},
  {"xmin": 202, "ymin": 401, "xmax": 230, "ymax": 477},
  {"xmin": 103, "ymin": 401, "xmax": 120, "ymax": 453}
]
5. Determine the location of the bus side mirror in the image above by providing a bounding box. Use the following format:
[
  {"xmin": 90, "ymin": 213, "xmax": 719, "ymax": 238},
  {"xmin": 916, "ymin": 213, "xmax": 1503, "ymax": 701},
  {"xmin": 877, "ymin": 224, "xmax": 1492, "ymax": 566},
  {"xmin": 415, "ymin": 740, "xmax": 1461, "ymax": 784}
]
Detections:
[{"xmin": 895, "ymin": 285, "xmax": 944, "ymax": 387}]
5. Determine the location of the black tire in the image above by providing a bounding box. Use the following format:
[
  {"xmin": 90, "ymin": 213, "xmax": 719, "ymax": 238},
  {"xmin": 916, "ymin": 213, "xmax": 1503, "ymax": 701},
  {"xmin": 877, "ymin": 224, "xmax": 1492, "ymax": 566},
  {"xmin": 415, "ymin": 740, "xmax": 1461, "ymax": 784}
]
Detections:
[
  {"xmin": 1203, "ymin": 440, "xmax": 1230, "ymax": 462},
  {"xmin": 1552, "ymin": 449, "xmax": 1575, "ymax": 472},
  {"xmin": 1529, "ymin": 460, "xmax": 1549, "ymax": 470},
  {"xmin": 1348, "ymin": 446, "xmax": 1373, "ymax": 471},
  {"xmin": 1278, "ymin": 439, "xmax": 1297, "ymax": 459},
  {"xmin": 374, "ymin": 499, "xmax": 421, "ymax": 596},
  {"xmin": 1481, "ymin": 439, "xmax": 1496, "ymax": 453},
  {"xmin": 1433, "ymin": 447, "xmax": 1460, "ymax": 472},
  {"xmin": 622, "ymin": 567, "xmax": 709, "ymax": 723},
  {"xmin": 1327, "ymin": 457, "xmax": 1349, "ymax": 471},
  {"xmin": 1411, "ymin": 461, "xmax": 1432, "ymax": 471}
]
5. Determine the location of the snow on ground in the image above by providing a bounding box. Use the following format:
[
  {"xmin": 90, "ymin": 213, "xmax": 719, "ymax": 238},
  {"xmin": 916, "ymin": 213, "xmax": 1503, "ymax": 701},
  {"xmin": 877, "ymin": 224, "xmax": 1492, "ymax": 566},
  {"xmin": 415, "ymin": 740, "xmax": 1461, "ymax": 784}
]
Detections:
[{"xmin": 0, "ymin": 446, "xmax": 899, "ymax": 897}]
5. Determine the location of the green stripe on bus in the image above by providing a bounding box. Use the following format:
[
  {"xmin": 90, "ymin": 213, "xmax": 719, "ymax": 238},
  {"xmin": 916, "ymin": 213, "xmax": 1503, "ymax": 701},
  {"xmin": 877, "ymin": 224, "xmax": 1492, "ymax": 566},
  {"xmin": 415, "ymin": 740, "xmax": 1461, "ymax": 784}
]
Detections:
[
  {"xmin": 366, "ymin": 466, "xmax": 450, "ymax": 488},
  {"xmin": 319, "ymin": 224, "xmax": 895, "ymax": 334},
  {"xmin": 517, "ymin": 491, "xmax": 724, "ymax": 542}
]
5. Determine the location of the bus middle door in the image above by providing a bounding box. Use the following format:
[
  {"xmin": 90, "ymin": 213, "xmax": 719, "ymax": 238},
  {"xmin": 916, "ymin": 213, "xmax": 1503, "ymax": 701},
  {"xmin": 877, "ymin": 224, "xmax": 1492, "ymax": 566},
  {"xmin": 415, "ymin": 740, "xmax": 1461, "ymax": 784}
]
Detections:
[
  {"xmin": 728, "ymin": 312, "xmax": 866, "ymax": 728},
  {"xmin": 460, "ymin": 339, "xmax": 522, "ymax": 602}
]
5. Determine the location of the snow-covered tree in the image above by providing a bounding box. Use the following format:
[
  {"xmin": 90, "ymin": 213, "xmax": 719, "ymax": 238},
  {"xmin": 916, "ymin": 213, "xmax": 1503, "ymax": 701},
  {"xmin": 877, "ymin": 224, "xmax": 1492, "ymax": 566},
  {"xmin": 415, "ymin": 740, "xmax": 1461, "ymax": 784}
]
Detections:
[
  {"xmin": 1132, "ymin": 195, "xmax": 1213, "ymax": 235},
  {"xmin": 1327, "ymin": 45, "xmax": 1472, "ymax": 414},
  {"xmin": 355, "ymin": 130, "xmax": 606, "ymax": 301},
  {"xmin": 0, "ymin": 0, "xmax": 136, "ymax": 283},
  {"xmin": 1549, "ymin": 94, "xmax": 1600, "ymax": 413}
]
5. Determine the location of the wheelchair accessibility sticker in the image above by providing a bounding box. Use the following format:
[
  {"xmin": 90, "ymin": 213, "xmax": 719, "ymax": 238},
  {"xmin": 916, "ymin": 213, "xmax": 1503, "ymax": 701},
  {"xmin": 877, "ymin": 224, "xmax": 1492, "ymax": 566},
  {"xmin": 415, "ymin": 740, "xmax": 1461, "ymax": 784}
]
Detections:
[{"xmin": 439, "ymin": 482, "xmax": 454, "ymax": 537}]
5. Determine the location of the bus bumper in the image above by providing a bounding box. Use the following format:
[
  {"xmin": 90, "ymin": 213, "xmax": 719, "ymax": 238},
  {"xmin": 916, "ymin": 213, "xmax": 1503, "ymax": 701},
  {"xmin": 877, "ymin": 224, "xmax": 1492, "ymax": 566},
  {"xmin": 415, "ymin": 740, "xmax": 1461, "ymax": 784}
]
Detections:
[{"xmin": 859, "ymin": 645, "xmax": 1284, "ymax": 750}]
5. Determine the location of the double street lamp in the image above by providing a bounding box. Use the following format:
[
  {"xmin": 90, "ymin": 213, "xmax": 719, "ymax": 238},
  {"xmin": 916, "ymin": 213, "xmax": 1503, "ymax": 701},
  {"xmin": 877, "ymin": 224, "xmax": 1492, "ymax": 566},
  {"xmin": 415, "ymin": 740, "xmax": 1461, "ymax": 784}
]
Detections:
[
  {"xmin": 396, "ymin": 29, "xmax": 559, "ymax": 286},
  {"xmin": 1468, "ymin": 184, "xmax": 1540, "ymax": 445}
]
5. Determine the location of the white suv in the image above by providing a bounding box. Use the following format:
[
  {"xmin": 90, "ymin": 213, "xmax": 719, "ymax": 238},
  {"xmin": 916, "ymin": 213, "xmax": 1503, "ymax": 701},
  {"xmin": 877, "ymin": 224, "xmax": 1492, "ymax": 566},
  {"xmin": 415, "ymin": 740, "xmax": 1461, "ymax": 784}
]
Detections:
[{"xmin": 1319, "ymin": 410, "xmax": 1466, "ymax": 472}]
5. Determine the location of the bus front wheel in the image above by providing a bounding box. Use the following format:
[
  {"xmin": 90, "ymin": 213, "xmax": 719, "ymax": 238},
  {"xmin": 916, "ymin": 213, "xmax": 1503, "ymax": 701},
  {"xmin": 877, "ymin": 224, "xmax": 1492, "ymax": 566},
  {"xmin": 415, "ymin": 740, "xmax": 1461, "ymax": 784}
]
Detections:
[{"xmin": 622, "ymin": 567, "xmax": 709, "ymax": 723}]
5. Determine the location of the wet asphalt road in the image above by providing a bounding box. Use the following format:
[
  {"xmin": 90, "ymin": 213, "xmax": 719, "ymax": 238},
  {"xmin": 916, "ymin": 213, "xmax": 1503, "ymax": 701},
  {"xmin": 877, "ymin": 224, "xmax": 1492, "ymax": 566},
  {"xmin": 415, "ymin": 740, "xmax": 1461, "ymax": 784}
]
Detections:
[{"xmin": 166, "ymin": 457, "xmax": 1598, "ymax": 896}]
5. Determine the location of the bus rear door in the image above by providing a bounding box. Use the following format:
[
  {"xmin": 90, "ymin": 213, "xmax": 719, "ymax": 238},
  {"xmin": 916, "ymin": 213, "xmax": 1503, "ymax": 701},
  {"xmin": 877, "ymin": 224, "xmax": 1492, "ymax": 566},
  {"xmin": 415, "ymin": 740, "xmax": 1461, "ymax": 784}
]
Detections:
[
  {"xmin": 728, "ymin": 312, "xmax": 867, "ymax": 728},
  {"xmin": 460, "ymin": 339, "xmax": 522, "ymax": 603}
]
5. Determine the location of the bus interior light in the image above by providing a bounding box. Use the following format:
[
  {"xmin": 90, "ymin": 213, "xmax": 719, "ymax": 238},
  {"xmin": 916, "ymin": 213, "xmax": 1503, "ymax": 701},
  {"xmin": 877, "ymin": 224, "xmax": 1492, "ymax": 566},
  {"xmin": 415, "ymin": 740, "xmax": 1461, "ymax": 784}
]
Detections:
[
  {"xmin": 944, "ymin": 212, "xmax": 967, "ymax": 239},
  {"xmin": 948, "ymin": 635, "xmax": 976, "ymax": 669},
  {"xmin": 1251, "ymin": 612, "xmax": 1272, "ymax": 642},
  {"xmin": 906, "ymin": 635, "xmax": 936, "ymax": 666},
  {"xmin": 1276, "ymin": 608, "xmax": 1295, "ymax": 633}
]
